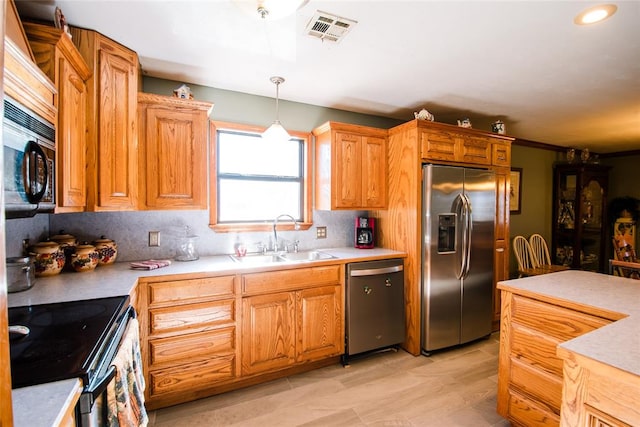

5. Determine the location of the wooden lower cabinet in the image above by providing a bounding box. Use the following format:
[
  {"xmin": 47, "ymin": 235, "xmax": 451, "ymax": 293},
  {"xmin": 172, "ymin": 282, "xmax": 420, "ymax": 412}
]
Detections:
[
  {"xmin": 242, "ymin": 291, "xmax": 296, "ymax": 375},
  {"xmin": 558, "ymin": 348, "xmax": 640, "ymax": 427},
  {"xmin": 297, "ymin": 285, "xmax": 343, "ymax": 361},
  {"xmin": 138, "ymin": 264, "xmax": 344, "ymax": 409},
  {"xmin": 137, "ymin": 274, "xmax": 239, "ymax": 409},
  {"xmin": 497, "ymin": 290, "xmax": 613, "ymax": 426},
  {"xmin": 241, "ymin": 265, "xmax": 344, "ymax": 376}
]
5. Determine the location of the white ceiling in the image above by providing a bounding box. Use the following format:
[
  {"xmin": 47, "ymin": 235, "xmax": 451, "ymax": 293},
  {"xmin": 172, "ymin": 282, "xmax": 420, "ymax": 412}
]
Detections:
[{"xmin": 15, "ymin": 0, "xmax": 640, "ymax": 154}]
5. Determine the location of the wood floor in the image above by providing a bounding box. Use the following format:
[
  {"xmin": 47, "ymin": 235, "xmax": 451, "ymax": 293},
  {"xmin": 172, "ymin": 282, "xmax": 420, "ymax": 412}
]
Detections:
[{"xmin": 149, "ymin": 333, "xmax": 509, "ymax": 426}]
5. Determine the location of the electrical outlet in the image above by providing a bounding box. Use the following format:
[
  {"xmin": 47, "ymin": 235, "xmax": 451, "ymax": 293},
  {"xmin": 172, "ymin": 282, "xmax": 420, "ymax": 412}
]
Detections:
[
  {"xmin": 316, "ymin": 226, "xmax": 327, "ymax": 239},
  {"xmin": 149, "ymin": 231, "xmax": 160, "ymax": 247}
]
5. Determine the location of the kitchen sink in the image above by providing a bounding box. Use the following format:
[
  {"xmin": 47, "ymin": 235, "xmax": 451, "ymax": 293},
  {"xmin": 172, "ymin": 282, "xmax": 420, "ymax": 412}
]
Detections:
[
  {"xmin": 279, "ymin": 251, "xmax": 336, "ymax": 262},
  {"xmin": 229, "ymin": 254, "xmax": 287, "ymax": 264},
  {"xmin": 229, "ymin": 251, "xmax": 336, "ymax": 264}
]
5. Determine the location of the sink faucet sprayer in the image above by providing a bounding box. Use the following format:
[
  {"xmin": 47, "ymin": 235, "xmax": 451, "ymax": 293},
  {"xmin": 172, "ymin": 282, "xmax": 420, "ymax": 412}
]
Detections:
[{"xmin": 273, "ymin": 214, "xmax": 300, "ymax": 252}]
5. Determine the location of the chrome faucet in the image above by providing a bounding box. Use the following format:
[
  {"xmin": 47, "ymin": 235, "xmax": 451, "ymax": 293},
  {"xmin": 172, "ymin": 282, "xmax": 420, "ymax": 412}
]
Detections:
[{"xmin": 273, "ymin": 214, "xmax": 300, "ymax": 252}]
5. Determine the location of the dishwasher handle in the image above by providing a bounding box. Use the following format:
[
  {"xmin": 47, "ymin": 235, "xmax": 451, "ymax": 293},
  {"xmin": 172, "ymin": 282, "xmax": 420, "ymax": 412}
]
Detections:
[{"xmin": 349, "ymin": 264, "xmax": 403, "ymax": 277}]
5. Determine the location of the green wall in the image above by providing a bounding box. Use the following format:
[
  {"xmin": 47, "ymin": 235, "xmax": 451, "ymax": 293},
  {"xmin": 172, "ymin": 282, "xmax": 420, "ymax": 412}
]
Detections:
[
  {"xmin": 142, "ymin": 77, "xmax": 404, "ymax": 132},
  {"xmin": 508, "ymin": 145, "xmax": 560, "ymax": 277},
  {"xmin": 602, "ymin": 154, "xmax": 640, "ymax": 200}
]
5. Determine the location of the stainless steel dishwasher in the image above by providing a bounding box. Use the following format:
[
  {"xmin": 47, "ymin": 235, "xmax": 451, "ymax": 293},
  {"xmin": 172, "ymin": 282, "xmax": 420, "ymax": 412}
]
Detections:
[{"xmin": 344, "ymin": 258, "xmax": 405, "ymax": 364}]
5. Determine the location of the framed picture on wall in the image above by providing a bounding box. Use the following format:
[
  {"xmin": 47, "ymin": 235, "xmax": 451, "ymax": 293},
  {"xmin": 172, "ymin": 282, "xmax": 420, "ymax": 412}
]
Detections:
[{"xmin": 510, "ymin": 168, "xmax": 522, "ymax": 214}]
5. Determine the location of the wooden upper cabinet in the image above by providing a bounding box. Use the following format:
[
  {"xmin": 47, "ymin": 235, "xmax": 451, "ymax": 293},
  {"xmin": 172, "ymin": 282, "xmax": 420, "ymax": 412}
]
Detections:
[
  {"xmin": 138, "ymin": 93, "xmax": 213, "ymax": 210},
  {"xmin": 313, "ymin": 121, "xmax": 387, "ymax": 210},
  {"xmin": 420, "ymin": 125, "xmax": 495, "ymax": 166},
  {"xmin": 69, "ymin": 27, "xmax": 139, "ymax": 211},
  {"xmin": 23, "ymin": 22, "xmax": 92, "ymax": 212}
]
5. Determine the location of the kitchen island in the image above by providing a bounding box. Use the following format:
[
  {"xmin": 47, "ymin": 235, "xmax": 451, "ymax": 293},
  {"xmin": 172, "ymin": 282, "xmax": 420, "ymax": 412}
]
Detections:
[
  {"xmin": 8, "ymin": 247, "xmax": 405, "ymax": 426},
  {"xmin": 496, "ymin": 270, "xmax": 640, "ymax": 427}
]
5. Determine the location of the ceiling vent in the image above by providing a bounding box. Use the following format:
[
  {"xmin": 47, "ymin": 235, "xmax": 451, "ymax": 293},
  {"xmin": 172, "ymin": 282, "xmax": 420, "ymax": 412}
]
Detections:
[{"xmin": 305, "ymin": 10, "xmax": 357, "ymax": 43}]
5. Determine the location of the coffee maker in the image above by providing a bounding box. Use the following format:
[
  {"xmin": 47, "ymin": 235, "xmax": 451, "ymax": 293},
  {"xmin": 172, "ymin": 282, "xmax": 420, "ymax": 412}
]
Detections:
[{"xmin": 355, "ymin": 217, "xmax": 375, "ymax": 249}]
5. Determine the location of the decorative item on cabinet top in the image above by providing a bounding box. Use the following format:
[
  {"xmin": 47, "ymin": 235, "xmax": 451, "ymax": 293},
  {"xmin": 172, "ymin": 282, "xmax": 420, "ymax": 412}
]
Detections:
[
  {"xmin": 173, "ymin": 84, "xmax": 193, "ymax": 99},
  {"xmin": 491, "ymin": 120, "xmax": 506, "ymax": 134},
  {"xmin": 414, "ymin": 108, "xmax": 434, "ymax": 121},
  {"xmin": 457, "ymin": 118, "xmax": 472, "ymax": 128}
]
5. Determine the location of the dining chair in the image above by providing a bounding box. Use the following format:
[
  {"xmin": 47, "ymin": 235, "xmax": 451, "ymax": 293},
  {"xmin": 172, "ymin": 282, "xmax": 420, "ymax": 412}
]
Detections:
[
  {"xmin": 513, "ymin": 235, "xmax": 537, "ymax": 277},
  {"xmin": 608, "ymin": 259, "xmax": 640, "ymax": 280},
  {"xmin": 529, "ymin": 234, "xmax": 552, "ymax": 267}
]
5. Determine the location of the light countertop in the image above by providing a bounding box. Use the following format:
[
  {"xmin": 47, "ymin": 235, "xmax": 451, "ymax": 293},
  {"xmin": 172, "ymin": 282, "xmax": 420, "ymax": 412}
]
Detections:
[
  {"xmin": 9, "ymin": 247, "xmax": 405, "ymax": 426},
  {"xmin": 8, "ymin": 247, "xmax": 405, "ymax": 307},
  {"xmin": 498, "ymin": 270, "xmax": 640, "ymax": 377},
  {"xmin": 12, "ymin": 379, "xmax": 82, "ymax": 427}
]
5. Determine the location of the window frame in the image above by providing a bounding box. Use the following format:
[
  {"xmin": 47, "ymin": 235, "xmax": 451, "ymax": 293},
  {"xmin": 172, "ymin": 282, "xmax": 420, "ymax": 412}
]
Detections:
[{"xmin": 209, "ymin": 121, "xmax": 312, "ymax": 232}]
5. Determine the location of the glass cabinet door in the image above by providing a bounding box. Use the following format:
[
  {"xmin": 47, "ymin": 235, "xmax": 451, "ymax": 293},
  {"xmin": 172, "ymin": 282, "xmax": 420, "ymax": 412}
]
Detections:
[
  {"xmin": 552, "ymin": 164, "xmax": 610, "ymax": 272},
  {"xmin": 580, "ymin": 179, "xmax": 603, "ymax": 270}
]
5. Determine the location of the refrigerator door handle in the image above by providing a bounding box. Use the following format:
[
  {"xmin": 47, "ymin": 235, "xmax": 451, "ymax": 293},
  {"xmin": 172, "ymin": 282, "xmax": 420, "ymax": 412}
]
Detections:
[
  {"xmin": 462, "ymin": 193, "xmax": 473, "ymax": 279},
  {"xmin": 454, "ymin": 193, "xmax": 466, "ymax": 280}
]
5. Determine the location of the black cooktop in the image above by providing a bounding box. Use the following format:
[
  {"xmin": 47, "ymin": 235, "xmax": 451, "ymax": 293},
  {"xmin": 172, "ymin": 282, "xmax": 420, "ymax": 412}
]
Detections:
[{"xmin": 8, "ymin": 296, "xmax": 129, "ymax": 389}]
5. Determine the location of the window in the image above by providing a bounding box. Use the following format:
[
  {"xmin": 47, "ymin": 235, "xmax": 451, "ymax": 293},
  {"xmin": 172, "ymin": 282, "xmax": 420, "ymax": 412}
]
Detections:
[{"xmin": 210, "ymin": 121, "xmax": 312, "ymax": 232}]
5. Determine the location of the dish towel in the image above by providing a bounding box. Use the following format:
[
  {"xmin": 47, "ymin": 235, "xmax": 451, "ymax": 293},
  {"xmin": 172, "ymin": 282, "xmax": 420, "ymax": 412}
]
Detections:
[
  {"xmin": 129, "ymin": 259, "xmax": 172, "ymax": 270},
  {"xmin": 107, "ymin": 317, "xmax": 149, "ymax": 427}
]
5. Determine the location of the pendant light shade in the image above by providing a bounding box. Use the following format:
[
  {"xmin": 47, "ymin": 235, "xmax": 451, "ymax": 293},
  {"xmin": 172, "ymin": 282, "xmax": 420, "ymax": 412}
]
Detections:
[{"xmin": 263, "ymin": 76, "xmax": 291, "ymax": 142}]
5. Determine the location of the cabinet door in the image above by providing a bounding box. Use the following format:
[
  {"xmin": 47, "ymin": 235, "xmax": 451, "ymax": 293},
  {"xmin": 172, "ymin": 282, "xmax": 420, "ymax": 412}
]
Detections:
[
  {"xmin": 97, "ymin": 48, "xmax": 137, "ymax": 209},
  {"xmin": 143, "ymin": 107, "xmax": 207, "ymax": 209},
  {"xmin": 334, "ymin": 132, "xmax": 362, "ymax": 208},
  {"xmin": 460, "ymin": 135, "xmax": 491, "ymax": 165},
  {"xmin": 241, "ymin": 292, "xmax": 296, "ymax": 375},
  {"xmin": 420, "ymin": 129, "xmax": 458, "ymax": 161},
  {"xmin": 57, "ymin": 56, "xmax": 87, "ymax": 209},
  {"xmin": 362, "ymin": 136, "xmax": 387, "ymax": 208},
  {"xmin": 297, "ymin": 285, "xmax": 343, "ymax": 362}
]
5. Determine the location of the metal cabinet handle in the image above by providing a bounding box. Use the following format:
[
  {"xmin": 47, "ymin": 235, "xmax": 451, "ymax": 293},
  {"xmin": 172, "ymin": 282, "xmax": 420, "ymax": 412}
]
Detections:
[{"xmin": 350, "ymin": 265, "xmax": 403, "ymax": 277}]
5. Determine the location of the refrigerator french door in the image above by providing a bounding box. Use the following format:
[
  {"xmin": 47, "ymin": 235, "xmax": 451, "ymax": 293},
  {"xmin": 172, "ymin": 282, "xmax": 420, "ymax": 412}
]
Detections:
[{"xmin": 421, "ymin": 164, "xmax": 495, "ymax": 354}]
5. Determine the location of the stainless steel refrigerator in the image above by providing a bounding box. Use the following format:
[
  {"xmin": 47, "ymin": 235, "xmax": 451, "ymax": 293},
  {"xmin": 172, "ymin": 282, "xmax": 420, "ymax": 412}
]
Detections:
[{"xmin": 421, "ymin": 164, "xmax": 495, "ymax": 354}]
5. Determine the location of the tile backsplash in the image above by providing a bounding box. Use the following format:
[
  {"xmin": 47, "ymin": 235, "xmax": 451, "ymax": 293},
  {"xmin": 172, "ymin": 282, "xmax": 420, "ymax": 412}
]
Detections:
[{"xmin": 6, "ymin": 209, "xmax": 366, "ymax": 262}]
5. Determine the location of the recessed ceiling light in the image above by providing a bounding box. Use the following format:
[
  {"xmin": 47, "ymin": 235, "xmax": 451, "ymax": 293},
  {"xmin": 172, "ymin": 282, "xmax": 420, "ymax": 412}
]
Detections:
[{"xmin": 574, "ymin": 4, "xmax": 617, "ymax": 25}]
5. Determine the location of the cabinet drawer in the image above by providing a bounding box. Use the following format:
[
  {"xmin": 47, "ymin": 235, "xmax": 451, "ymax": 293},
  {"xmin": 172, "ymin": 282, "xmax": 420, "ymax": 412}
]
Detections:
[
  {"xmin": 492, "ymin": 142, "xmax": 511, "ymax": 166},
  {"xmin": 150, "ymin": 355, "xmax": 235, "ymax": 396},
  {"xmin": 150, "ymin": 299, "xmax": 235, "ymax": 335},
  {"xmin": 420, "ymin": 130, "xmax": 458, "ymax": 161},
  {"xmin": 511, "ymin": 295, "xmax": 610, "ymax": 341},
  {"xmin": 242, "ymin": 265, "xmax": 342, "ymax": 295},
  {"xmin": 510, "ymin": 357, "xmax": 562, "ymax": 414},
  {"xmin": 508, "ymin": 388, "xmax": 560, "ymax": 427},
  {"xmin": 511, "ymin": 323, "xmax": 563, "ymax": 377},
  {"xmin": 460, "ymin": 136, "xmax": 491, "ymax": 165},
  {"xmin": 148, "ymin": 275, "xmax": 235, "ymax": 305},
  {"xmin": 150, "ymin": 327, "xmax": 235, "ymax": 366}
]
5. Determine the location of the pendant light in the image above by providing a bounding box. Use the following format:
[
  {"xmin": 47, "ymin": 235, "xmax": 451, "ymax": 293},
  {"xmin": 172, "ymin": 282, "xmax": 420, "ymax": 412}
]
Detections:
[
  {"xmin": 233, "ymin": 0, "xmax": 310, "ymax": 21},
  {"xmin": 262, "ymin": 76, "xmax": 291, "ymax": 142}
]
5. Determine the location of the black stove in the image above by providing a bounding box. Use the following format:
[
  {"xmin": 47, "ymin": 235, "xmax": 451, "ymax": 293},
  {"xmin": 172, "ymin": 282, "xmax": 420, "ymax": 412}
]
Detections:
[{"xmin": 8, "ymin": 296, "xmax": 130, "ymax": 389}]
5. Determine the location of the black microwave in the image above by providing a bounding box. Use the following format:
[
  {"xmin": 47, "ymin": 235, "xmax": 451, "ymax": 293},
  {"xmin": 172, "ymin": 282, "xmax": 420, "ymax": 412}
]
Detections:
[{"xmin": 3, "ymin": 96, "xmax": 56, "ymax": 218}]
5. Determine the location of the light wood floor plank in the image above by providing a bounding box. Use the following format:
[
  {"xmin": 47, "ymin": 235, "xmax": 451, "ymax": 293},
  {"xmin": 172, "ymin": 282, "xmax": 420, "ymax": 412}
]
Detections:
[{"xmin": 150, "ymin": 333, "xmax": 509, "ymax": 426}]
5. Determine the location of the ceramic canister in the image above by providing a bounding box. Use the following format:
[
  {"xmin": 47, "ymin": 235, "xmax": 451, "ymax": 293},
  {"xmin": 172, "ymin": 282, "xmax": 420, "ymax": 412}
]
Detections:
[
  {"xmin": 92, "ymin": 236, "xmax": 118, "ymax": 265},
  {"xmin": 49, "ymin": 231, "xmax": 78, "ymax": 270},
  {"xmin": 70, "ymin": 243, "xmax": 100, "ymax": 272},
  {"xmin": 31, "ymin": 241, "xmax": 65, "ymax": 277}
]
